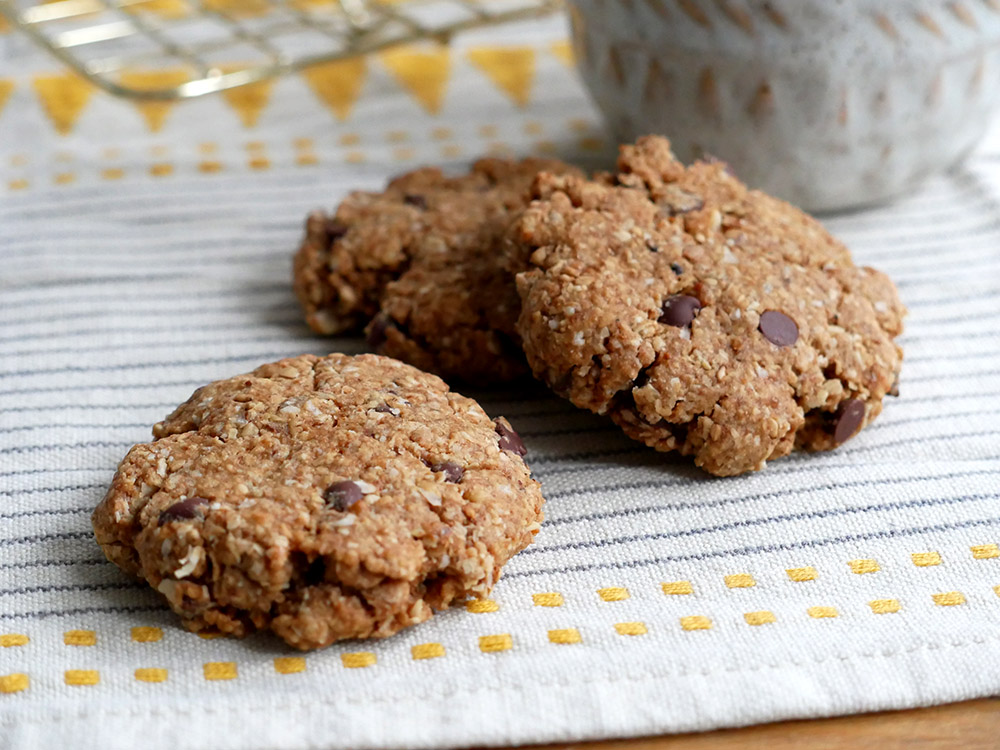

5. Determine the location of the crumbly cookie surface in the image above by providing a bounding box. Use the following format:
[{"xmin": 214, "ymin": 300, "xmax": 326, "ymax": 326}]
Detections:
[
  {"xmin": 92, "ymin": 353, "xmax": 543, "ymax": 649},
  {"xmin": 507, "ymin": 136, "xmax": 905, "ymax": 476},
  {"xmin": 293, "ymin": 158, "xmax": 581, "ymax": 384}
]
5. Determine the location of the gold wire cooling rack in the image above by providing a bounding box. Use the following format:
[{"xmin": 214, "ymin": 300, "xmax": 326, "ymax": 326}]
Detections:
[{"xmin": 0, "ymin": 0, "xmax": 561, "ymax": 99}]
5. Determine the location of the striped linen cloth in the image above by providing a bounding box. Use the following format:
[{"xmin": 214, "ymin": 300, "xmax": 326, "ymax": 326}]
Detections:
[{"xmin": 2, "ymin": 10, "xmax": 1000, "ymax": 750}]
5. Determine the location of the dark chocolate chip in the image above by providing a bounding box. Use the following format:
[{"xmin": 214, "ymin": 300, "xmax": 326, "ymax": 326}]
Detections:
[
  {"xmin": 158, "ymin": 496, "xmax": 210, "ymax": 526},
  {"xmin": 833, "ymin": 399, "xmax": 866, "ymax": 445},
  {"xmin": 324, "ymin": 480, "xmax": 363, "ymax": 511},
  {"xmin": 373, "ymin": 403, "xmax": 396, "ymax": 414},
  {"xmin": 324, "ymin": 219, "xmax": 348, "ymax": 243},
  {"xmin": 493, "ymin": 418, "xmax": 527, "ymax": 456},
  {"xmin": 303, "ymin": 556, "xmax": 327, "ymax": 586},
  {"xmin": 888, "ymin": 376, "xmax": 900, "ymax": 398},
  {"xmin": 658, "ymin": 295, "xmax": 701, "ymax": 327},
  {"xmin": 646, "ymin": 240, "xmax": 659, "ymax": 252},
  {"xmin": 430, "ymin": 461, "xmax": 465, "ymax": 483},
  {"xmin": 670, "ymin": 262, "xmax": 683, "ymax": 276},
  {"xmin": 758, "ymin": 310, "xmax": 798, "ymax": 347},
  {"xmin": 366, "ymin": 313, "xmax": 392, "ymax": 349},
  {"xmin": 403, "ymin": 193, "xmax": 427, "ymax": 209}
]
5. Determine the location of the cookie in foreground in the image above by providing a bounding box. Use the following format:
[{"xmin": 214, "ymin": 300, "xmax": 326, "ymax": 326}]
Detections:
[
  {"xmin": 92, "ymin": 353, "xmax": 543, "ymax": 649},
  {"xmin": 293, "ymin": 157, "xmax": 581, "ymax": 384},
  {"xmin": 507, "ymin": 135, "xmax": 905, "ymax": 476}
]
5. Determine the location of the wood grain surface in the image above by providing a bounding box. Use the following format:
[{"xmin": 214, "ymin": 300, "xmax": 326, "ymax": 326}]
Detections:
[{"xmin": 504, "ymin": 698, "xmax": 1000, "ymax": 750}]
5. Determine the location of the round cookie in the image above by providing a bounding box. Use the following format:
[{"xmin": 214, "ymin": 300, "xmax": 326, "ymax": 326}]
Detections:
[
  {"xmin": 92, "ymin": 353, "xmax": 543, "ymax": 650},
  {"xmin": 507, "ymin": 136, "xmax": 905, "ymax": 477},
  {"xmin": 293, "ymin": 158, "xmax": 581, "ymax": 384}
]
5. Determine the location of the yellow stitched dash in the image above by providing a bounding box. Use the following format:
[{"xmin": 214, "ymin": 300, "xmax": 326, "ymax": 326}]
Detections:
[
  {"xmin": 386, "ymin": 130, "xmax": 409, "ymax": 143},
  {"xmin": 64, "ymin": 630, "xmax": 96, "ymax": 646},
  {"xmin": 478, "ymin": 124, "xmax": 498, "ymax": 138},
  {"xmin": 523, "ymin": 120, "xmax": 544, "ymax": 135},
  {"xmin": 0, "ymin": 674, "xmax": 29, "ymax": 694},
  {"xmin": 274, "ymin": 657, "xmax": 306, "ymax": 674},
  {"xmin": 392, "ymin": 146, "xmax": 415, "ymax": 161},
  {"xmin": 203, "ymin": 662, "xmax": 237, "ymax": 680},
  {"xmin": 54, "ymin": 172, "xmax": 75, "ymax": 185},
  {"xmin": 296, "ymin": 152, "xmax": 318, "ymax": 166},
  {"xmin": 744, "ymin": 610, "xmax": 776, "ymax": 626},
  {"xmin": 680, "ymin": 615, "xmax": 712, "ymax": 631},
  {"xmin": 199, "ymin": 142, "xmax": 218, "ymax": 154},
  {"xmin": 614, "ymin": 622, "xmax": 647, "ymax": 636},
  {"xmin": 8, "ymin": 179, "xmax": 28, "ymax": 191},
  {"xmin": 932, "ymin": 591, "xmax": 966, "ymax": 607},
  {"xmin": 431, "ymin": 126, "xmax": 453, "ymax": 140},
  {"xmin": 245, "ymin": 140, "xmax": 266, "ymax": 152},
  {"xmin": 912, "ymin": 551, "xmax": 942, "ymax": 567},
  {"xmin": 578, "ymin": 136, "xmax": 606, "ymax": 152},
  {"xmin": 971, "ymin": 544, "xmax": 999, "ymax": 559},
  {"xmin": 248, "ymin": 156, "xmax": 270, "ymax": 170},
  {"xmin": 478, "ymin": 634, "xmax": 512, "ymax": 653},
  {"xmin": 339, "ymin": 133, "xmax": 360, "ymax": 146},
  {"xmin": 131, "ymin": 627, "xmax": 162, "ymax": 643},
  {"xmin": 548, "ymin": 628, "xmax": 581, "ymax": 644},
  {"xmin": 724, "ymin": 573, "xmax": 756, "ymax": 588},
  {"xmin": 440, "ymin": 144, "xmax": 463, "ymax": 158},
  {"xmin": 662, "ymin": 580, "xmax": 693, "ymax": 595},
  {"xmin": 341, "ymin": 652, "xmax": 375, "ymax": 669},
  {"xmin": 807, "ymin": 606, "xmax": 839, "ymax": 619},
  {"xmin": 994, "ymin": 585, "xmax": 1000, "ymax": 598},
  {"xmin": 149, "ymin": 163, "xmax": 173, "ymax": 177},
  {"xmin": 0, "ymin": 634, "xmax": 28, "ymax": 647},
  {"xmin": 848, "ymin": 558, "xmax": 880, "ymax": 574},
  {"xmin": 869, "ymin": 599, "xmax": 901, "ymax": 614},
  {"xmin": 465, "ymin": 599, "xmax": 498, "ymax": 613},
  {"xmin": 786, "ymin": 567, "xmax": 817, "ymax": 582},
  {"xmin": 598, "ymin": 587, "xmax": 629, "ymax": 602},
  {"xmin": 135, "ymin": 668, "xmax": 167, "ymax": 683},
  {"xmin": 198, "ymin": 160, "xmax": 223, "ymax": 173},
  {"xmin": 345, "ymin": 151, "xmax": 366, "ymax": 164},
  {"xmin": 293, "ymin": 137, "xmax": 314, "ymax": 149},
  {"xmin": 101, "ymin": 168, "xmax": 124, "ymax": 180},
  {"xmin": 532, "ymin": 592, "xmax": 563, "ymax": 607},
  {"xmin": 65, "ymin": 670, "xmax": 99, "ymax": 686},
  {"xmin": 411, "ymin": 643, "xmax": 445, "ymax": 660}
]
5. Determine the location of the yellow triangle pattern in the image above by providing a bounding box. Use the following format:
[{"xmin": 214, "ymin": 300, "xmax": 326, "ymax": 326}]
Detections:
[
  {"xmin": 467, "ymin": 47, "xmax": 535, "ymax": 108},
  {"xmin": 219, "ymin": 66, "xmax": 275, "ymax": 128},
  {"xmin": 123, "ymin": 0, "xmax": 190, "ymax": 18},
  {"xmin": 380, "ymin": 46, "xmax": 451, "ymax": 115},
  {"xmin": 33, "ymin": 72, "xmax": 94, "ymax": 135},
  {"xmin": 302, "ymin": 59, "xmax": 367, "ymax": 121},
  {"xmin": 550, "ymin": 41, "xmax": 575, "ymax": 67},
  {"xmin": 0, "ymin": 79, "xmax": 13, "ymax": 119},
  {"xmin": 119, "ymin": 69, "xmax": 191, "ymax": 132}
]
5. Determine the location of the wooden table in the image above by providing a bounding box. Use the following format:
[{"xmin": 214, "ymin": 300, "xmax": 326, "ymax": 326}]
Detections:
[{"xmin": 510, "ymin": 698, "xmax": 1000, "ymax": 750}]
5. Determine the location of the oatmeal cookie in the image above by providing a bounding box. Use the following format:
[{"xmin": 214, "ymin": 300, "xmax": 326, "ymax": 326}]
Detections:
[
  {"xmin": 507, "ymin": 136, "xmax": 904, "ymax": 476},
  {"xmin": 92, "ymin": 353, "xmax": 543, "ymax": 649},
  {"xmin": 293, "ymin": 158, "xmax": 581, "ymax": 383}
]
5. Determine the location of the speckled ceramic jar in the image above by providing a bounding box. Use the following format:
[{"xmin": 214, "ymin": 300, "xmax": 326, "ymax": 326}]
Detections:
[{"xmin": 568, "ymin": 0, "xmax": 1000, "ymax": 211}]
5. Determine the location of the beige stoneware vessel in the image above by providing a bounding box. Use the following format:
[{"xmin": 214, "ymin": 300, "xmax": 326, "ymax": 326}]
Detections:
[{"xmin": 568, "ymin": 0, "xmax": 1000, "ymax": 211}]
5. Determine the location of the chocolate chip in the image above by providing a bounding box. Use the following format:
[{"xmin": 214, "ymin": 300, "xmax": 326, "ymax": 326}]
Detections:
[
  {"xmin": 366, "ymin": 313, "xmax": 392, "ymax": 350},
  {"xmin": 888, "ymin": 375, "xmax": 900, "ymax": 398},
  {"xmin": 658, "ymin": 295, "xmax": 701, "ymax": 327},
  {"xmin": 303, "ymin": 556, "xmax": 327, "ymax": 586},
  {"xmin": 324, "ymin": 219, "xmax": 348, "ymax": 243},
  {"xmin": 758, "ymin": 310, "xmax": 798, "ymax": 347},
  {"xmin": 324, "ymin": 480, "xmax": 363, "ymax": 511},
  {"xmin": 833, "ymin": 399, "xmax": 865, "ymax": 445},
  {"xmin": 670, "ymin": 262, "xmax": 683, "ymax": 276},
  {"xmin": 646, "ymin": 241, "xmax": 659, "ymax": 252},
  {"xmin": 493, "ymin": 418, "xmax": 527, "ymax": 456},
  {"xmin": 373, "ymin": 403, "xmax": 396, "ymax": 414},
  {"xmin": 430, "ymin": 461, "xmax": 464, "ymax": 483},
  {"xmin": 403, "ymin": 194, "xmax": 427, "ymax": 209},
  {"xmin": 158, "ymin": 496, "xmax": 210, "ymax": 526}
]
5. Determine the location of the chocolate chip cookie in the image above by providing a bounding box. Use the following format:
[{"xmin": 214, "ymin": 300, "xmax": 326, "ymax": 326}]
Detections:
[
  {"xmin": 507, "ymin": 136, "xmax": 905, "ymax": 476},
  {"xmin": 92, "ymin": 353, "xmax": 543, "ymax": 649},
  {"xmin": 293, "ymin": 158, "xmax": 581, "ymax": 384}
]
